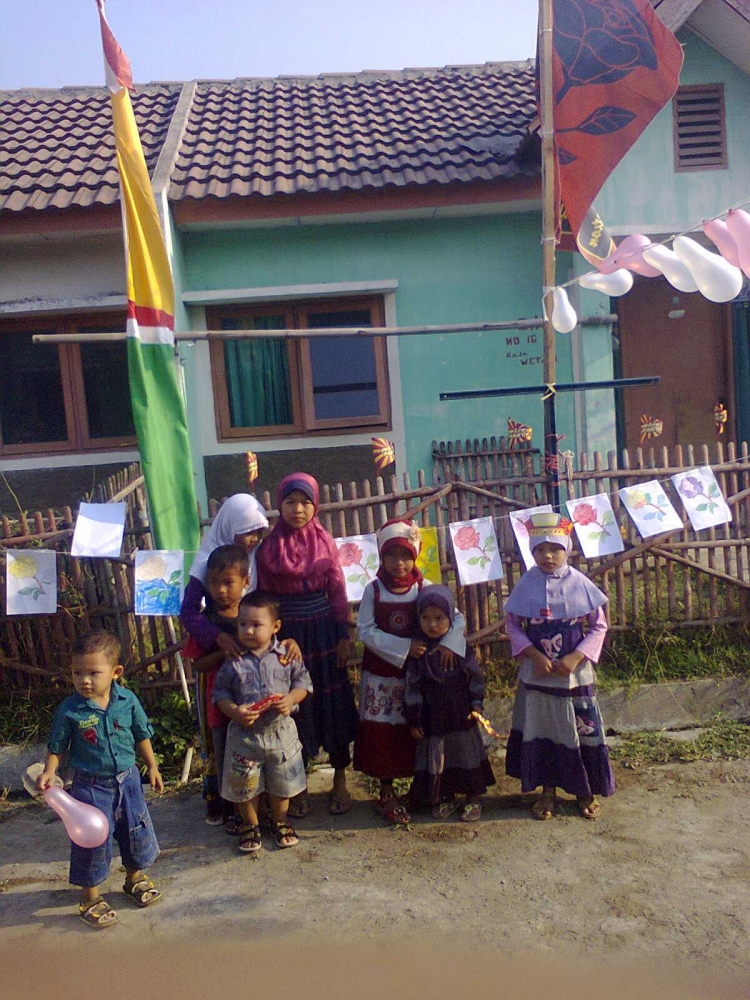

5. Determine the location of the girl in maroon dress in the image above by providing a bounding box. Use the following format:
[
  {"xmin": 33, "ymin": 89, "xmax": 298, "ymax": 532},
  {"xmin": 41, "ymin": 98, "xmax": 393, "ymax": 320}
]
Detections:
[{"xmin": 354, "ymin": 519, "xmax": 465, "ymax": 824}]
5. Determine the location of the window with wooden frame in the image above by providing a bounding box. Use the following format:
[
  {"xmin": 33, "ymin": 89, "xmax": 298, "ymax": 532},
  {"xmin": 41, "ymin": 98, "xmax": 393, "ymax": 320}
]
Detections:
[
  {"xmin": 0, "ymin": 314, "xmax": 136, "ymax": 456},
  {"xmin": 208, "ymin": 296, "xmax": 390, "ymax": 440},
  {"xmin": 673, "ymin": 84, "xmax": 727, "ymax": 172}
]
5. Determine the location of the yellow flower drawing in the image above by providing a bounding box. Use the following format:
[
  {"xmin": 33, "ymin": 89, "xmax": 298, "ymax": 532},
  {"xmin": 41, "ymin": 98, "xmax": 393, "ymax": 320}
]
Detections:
[
  {"xmin": 137, "ymin": 555, "xmax": 167, "ymax": 581},
  {"xmin": 624, "ymin": 489, "xmax": 647, "ymax": 510},
  {"xmin": 9, "ymin": 553, "xmax": 50, "ymax": 599}
]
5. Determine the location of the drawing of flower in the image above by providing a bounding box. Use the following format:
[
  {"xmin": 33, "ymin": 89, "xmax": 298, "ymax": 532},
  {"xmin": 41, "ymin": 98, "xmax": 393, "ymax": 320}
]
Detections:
[
  {"xmin": 137, "ymin": 555, "xmax": 167, "ymax": 580},
  {"xmin": 9, "ymin": 553, "xmax": 51, "ymax": 600},
  {"xmin": 624, "ymin": 487, "xmax": 674, "ymax": 523},
  {"xmin": 338, "ymin": 541, "xmax": 378, "ymax": 588},
  {"xmin": 454, "ymin": 526, "xmax": 480, "ymax": 551},
  {"xmin": 624, "ymin": 489, "xmax": 648, "ymax": 510},
  {"xmin": 677, "ymin": 475, "xmax": 721, "ymax": 514},
  {"xmin": 338, "ymin": 542, "xmax": 362, "ymax": 568},
  {"xmin": 571, "ymin": 501, "xmax": 614, "ymax": 539},
  {"xmin": 453, "ymin": 524, "xmax": 496, "ymax": 570}
]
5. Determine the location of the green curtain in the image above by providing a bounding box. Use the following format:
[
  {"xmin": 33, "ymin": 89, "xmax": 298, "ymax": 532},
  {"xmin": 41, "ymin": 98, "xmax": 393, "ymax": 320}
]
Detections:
[
  {"xmin": 222, "ymin": 316, "xmax": 294, "ymax": 427},
  {"xmin": 732, "ymin": 301, "xmax": 750, "ymax": 446}
]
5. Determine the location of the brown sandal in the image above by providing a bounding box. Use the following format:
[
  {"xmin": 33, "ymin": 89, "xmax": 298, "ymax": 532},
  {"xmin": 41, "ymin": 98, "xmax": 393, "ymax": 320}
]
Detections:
[
  {"xmin": 577, "ymin": 796, "xmax": 601, "ymax": 820},
  {"xmin": 238, "ymin": 824, "xmax": 262, "ymax": 853},
  {"xmin": 532, "ymin": 792, "xmax": 556, "ymax": 820},
  {"xmin": 272, "ymin": 820, "xmax": 299, "ymax": 848},
  {"xmin": 79, "ymin": 897, "xmax": 118, "ymax": 929}
]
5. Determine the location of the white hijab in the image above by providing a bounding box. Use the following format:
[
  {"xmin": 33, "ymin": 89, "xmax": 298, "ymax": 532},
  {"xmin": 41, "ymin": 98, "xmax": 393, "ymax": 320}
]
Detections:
[{"xmin": 189, "ymin": 493, "xmax": 269, "ymax": 589}]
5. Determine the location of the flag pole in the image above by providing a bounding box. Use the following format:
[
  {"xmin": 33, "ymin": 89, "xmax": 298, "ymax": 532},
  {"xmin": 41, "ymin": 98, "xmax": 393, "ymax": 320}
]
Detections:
[{"xmin": 538, "ymin": 0, "xmax": 560, "ymax": 507}]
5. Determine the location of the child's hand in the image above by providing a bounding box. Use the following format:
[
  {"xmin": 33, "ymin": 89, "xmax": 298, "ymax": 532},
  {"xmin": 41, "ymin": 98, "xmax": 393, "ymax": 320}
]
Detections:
[
  {"xmin": 274, "ymin": 693, "xmax": 296, "ymax": 717},
  {"xmin": 279, "ymin": 639, "xmax": 303, "ymax": 665},
  {"xmin": 148, "ymin": 765, "xmax": 164, "ymax": 794},
  {"xmin": 410, "ymin": 727, "xmax": 424, "ymax": 740},
  {"xmin": 409, "ymin": 639, "xmax": 427, "ymax": 658},
  {"xmin": 216, "ymin": 632, "xmax": 245, "ymax": 659},
  {"xmin": 437, "ymin": 647, "xmax": 456, "ymax": 671},
  {"xmin": 528, "ymin": 647, "xmax": 553, "ymax": 677},
  {"xmin": 337, "ymin": 638, "xmax": 352, "ymax": 669},
  {"xmin": 233, "ymin": 703, "xmax": 261, "ymax": 727},
  {"xmin": 36, "ymin": 769, "xmax": 56, "ymax": 792},
  {"xmin": 553, "ymin": 651, "xmax": 584, "ymax": 676}
]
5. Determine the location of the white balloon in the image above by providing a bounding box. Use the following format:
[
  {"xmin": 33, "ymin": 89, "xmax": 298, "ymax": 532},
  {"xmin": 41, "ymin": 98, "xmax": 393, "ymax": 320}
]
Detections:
[
  {"xmin": 550, "ymin": 287, "xmax": 578, "ymax": 334},
  {"xmin": 578, "ymin": 268, "xmax": 634, "ymax": 296},
  {"xmin": 641, "ymin": 244, "xmax": 698, "ymax": 293},
  {"xmin": 672, "ymin": 236, "xmax": 743, "ymax": 303}
]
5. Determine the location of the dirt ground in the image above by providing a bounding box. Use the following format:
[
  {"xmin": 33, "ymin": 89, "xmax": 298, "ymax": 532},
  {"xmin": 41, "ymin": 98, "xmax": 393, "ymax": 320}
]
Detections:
[{"xmin": 1, "ymin": 751, "xmax": 749, "ymax": 977}]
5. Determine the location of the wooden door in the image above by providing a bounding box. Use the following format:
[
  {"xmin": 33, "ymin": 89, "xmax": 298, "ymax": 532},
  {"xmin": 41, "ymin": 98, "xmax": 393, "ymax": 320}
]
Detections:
[{"xmin": 616, "ymin": 276, "xmax": 733, "ymax": 450}]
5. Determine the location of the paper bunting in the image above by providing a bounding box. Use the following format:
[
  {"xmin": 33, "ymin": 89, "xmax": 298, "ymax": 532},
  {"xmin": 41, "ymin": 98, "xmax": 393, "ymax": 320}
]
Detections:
[
  {"xmin": 246, "ymin": 451, "xmax": 259, "ymax": 484},
  {"xmin": 335, "ymin": 534, "xmax": 379, "ymax": 603},
  {"xmin": 510, "ymin": 504, "xmax": 553, "ymax": 570},
  {"xmin": 671, "ymin": 467, "xmax": 732, "ymax": 531},
  {"xmin": 714, "ymin": 403, "xmax": 728, "ymax": 438},
  {"xmin": 619, "ymin": 480, "xmax": 683, "ymax": 538},
  {"xmin": 134, "ymin": 550, "xmax": 185, "ymax": 616},
  {"xmin": 416, "ymin": 527, "xmax": 441, "ymax": 584},
  {"xmin": 5, "ymin": 550, "xmax": 57, "ymax": 615},
  {"xmin": 566, "ymin": 494, "xmax": 624, "ymax": 558},
  {"xmin": 71, "ymin": 502, "xmax": 127, "ymax": 558},
  {"xmin": 449, "ymin": 517, "xmax": 503, "ymax": 585},
  {"xmin": 372, "ymin": 437, "xmax": 395, "ymax": 473},
  {"xmin": 507, "ymin": 418, "xmax": 533, "ymax": 449},
  {"xmin": 639, "ymin": 414, "xmax": 663, "ymax": 445}
]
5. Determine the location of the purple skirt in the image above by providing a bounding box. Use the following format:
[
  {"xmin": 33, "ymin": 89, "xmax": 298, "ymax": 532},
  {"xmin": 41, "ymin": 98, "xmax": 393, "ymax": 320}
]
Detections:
[{"xmin": 505, "ymin": 682, "xmax": 615, "ymax": 798}]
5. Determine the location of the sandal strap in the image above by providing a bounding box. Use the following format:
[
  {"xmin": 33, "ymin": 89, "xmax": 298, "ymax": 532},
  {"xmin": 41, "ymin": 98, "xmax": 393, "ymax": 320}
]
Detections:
[
  {"xmin": 80, "ymin": 897, "xmax": 108, "ymax": 915},
  {"xmin": 273, "ymin": 821, "xmax": 296, "ymax": 837}
]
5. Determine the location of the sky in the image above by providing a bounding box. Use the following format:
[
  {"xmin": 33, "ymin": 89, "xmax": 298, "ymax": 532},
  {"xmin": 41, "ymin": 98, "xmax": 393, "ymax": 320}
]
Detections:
[{"xmin": 0, "ymin": 0, "xmax": 538, "ymax": 90}]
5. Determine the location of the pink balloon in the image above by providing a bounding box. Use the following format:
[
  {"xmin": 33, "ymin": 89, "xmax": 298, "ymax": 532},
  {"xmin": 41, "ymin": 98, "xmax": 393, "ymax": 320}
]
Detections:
[
  {"xmin": 703, "ymin": 218, "xmax": 741, "ymax": 269},
  {"xmin": 44, "ymin": 786, "xmax": 109, "ymax": 849},
  {"xmin": 598, "ymin": 234, "xmax": 661, "ymax": 277},
  {"xmin": 725, "ymin": 209, "xmax": 750, "ymax": 278}
]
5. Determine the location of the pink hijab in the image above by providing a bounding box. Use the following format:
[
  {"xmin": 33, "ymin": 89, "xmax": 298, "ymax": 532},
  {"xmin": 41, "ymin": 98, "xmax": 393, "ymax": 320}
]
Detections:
[{"xmin": 256, "ymin": 473, "xmax": 338, "ymax": 588}]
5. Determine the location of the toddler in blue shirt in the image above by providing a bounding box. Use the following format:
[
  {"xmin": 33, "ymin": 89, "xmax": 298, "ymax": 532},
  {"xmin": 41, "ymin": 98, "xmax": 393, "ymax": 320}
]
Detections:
[
  {"xmin": 38, "ymin": 630, "xmax": 163, "ymax": 929},
  {"xmin": 214, "ymin": 591, "xmax": 312, "ymax": 853}
]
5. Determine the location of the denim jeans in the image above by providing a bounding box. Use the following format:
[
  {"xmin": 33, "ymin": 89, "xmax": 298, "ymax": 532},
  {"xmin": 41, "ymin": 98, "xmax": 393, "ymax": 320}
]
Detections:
[{"xmin": 68, "ymin": 765, "xmax": 159, "ymax": 888}]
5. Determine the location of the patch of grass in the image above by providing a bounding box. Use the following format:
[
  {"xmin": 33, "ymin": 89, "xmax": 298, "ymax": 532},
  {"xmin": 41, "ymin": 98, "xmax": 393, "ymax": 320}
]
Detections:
[
  {"xmin": 0, "ymin": 689, "xmax": 64, "ymax": 747},
  {"xmin": 610, "ymin": 720, "xmax": 750, "ymax": 769}
]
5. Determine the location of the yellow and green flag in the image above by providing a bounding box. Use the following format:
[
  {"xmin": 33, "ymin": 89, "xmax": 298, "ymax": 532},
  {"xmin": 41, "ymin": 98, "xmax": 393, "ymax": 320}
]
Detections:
[{"xmin": 96, "ymin": 0, "xmax": 199, "ymax": 553}]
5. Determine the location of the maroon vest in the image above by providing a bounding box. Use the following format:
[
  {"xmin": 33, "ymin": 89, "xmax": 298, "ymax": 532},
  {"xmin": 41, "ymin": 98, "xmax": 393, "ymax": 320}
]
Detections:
[{"xmin": 361, "ymin": 580, "xmax": 422, "ymax": 680}]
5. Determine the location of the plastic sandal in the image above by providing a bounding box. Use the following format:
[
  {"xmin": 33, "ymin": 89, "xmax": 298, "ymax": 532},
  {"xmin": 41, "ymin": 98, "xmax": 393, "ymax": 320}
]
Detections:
[
  {"xmin": 577, "ymin": 796, "xmax": 601, "ymax": 820},
  {"xmin": 431, "ymin": 800, "xmax": 458, "ymax": 820},
  {"xmin": 272, "ymin": 820, "xmax": 299, "ymax": 848},
  {"xmin": 376, "ymin": 792, "xmax": 410, "ymax": 825},
  {"xmin": 79, "ymin": 897, "xmax": 118, "ymax": 929},
  {"xmin": 224, "ymin": 813, "xmax": 243, "ymax": 836},
  {"xmin": 122, "ymin": 877, "xmax": 162, "ymax": 907},
  {"xmin": 238, "ymin": 824, "xmax": 262, "ymax": 853},
  {"xmin": 461, "ymin": 802, "xmax": 482, "ymax": 823}
]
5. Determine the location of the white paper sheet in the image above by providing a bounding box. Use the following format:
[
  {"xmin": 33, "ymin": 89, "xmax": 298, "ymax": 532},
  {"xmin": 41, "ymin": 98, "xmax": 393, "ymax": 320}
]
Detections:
[
  {"xmin": 134, "ymin": 550, "xmax": 185, "ymax": 616},
  {"xmin": 566, "ymin": 493, "xmax": 625, "ymax": 558},
  {"xmin": 71, "ymin": 502, "xmax": 127, "ymax": 558},
  {"xmin": 449, "ymin": 517, "xmax": 503, "ymax": 585},
  {"xmin": 509, "ymin": 504, "xmax": 553, "ymax": 569},
  {"xmin": 619, "ymin": 480, "xmax": 683, "ymax": 538},
  {"xmin": 671, "ymin": 466, "xmax": 732, "ymax": 531},
  {"xmin": 335, "ymin": 533, "xmax": 379, "ymax": 602}
]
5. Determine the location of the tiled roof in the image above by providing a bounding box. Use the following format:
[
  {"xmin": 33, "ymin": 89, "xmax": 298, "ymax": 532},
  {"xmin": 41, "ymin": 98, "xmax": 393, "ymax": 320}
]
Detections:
[
  {"xmin": 170, "ymin": 62, "xmax": 538, "ymax": 201},
  {"xmin": 0, "ymin": 86, "xmax": 180, "ymax": 212},
  {"xmin": 0, "ymin": 62, "xmax": 537, "ymax": 214}
]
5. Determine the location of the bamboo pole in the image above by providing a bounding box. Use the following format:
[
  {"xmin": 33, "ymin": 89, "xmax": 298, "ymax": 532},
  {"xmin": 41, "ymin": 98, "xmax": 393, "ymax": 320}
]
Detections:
[{"xmin": 538, "ymin": 0, "xmax": 560, "ymax": 508}]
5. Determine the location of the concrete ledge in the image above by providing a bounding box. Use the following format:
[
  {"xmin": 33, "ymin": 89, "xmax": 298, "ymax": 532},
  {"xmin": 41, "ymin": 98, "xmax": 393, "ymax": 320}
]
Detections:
[{"xmin": 486, "ymin": 677, "xmax": 750, "ymax": 735}]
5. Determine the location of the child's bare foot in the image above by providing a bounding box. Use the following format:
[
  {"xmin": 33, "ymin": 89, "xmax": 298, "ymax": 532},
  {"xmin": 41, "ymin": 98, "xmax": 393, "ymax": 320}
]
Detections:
[
  {"xmin": 79, "ymin": 897, "xmax": 118, "ymax": 929},
  {"xmin": 577, "ymin": 796, "xmax": 600, "ymax": 819}
]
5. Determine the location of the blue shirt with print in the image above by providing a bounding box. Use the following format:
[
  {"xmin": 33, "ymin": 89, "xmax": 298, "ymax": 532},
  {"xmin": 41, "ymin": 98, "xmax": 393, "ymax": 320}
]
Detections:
[
  {"xmin": 213, "ymin": 638, "xmax": 313, "ymax": 709},
  {"xmin": 47, "ymin": 683, "xmax": 154, "ymax": 776}
]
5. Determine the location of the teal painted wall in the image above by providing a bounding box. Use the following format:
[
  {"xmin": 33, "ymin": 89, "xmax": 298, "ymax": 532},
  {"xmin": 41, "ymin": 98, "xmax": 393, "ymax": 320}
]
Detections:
[
  {"xmin": 180, "ymin": 214, "xmax": 583, "ymax": 482},
  {"xmin": 597, "ymin": 32, "xmax": 750, "ymax": 230}
]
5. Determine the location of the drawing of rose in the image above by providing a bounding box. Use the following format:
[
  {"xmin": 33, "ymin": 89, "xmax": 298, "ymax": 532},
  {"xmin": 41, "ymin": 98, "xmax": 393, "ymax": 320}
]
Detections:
[
  {"xmin": 338, "ymin": 542, "xmax": 362, "ymax": 568},
  {"xmin": 137, "ymin": 555, "xmax": 167, "ymax": 581},
  {"xmin": 339, "ymin": 541, "xmax": 378, "ymax": 588},
  {"xmin": 454, "ymin": 526, "xmax": 480, "ymax": 551},
  {"xmin": 554, "ymin": 0, "xmax": 658, "ymax": 103},
  {"xmin": 9, "ymin": 553, "xmax": 51, "ymax": 600},
  {"xmin": 572, "ymin": 502, "xmax": 597, "ymax": 526},
  {"xmin": 571, "ymin": 501, "xmax": 613, "ymax": 539}
]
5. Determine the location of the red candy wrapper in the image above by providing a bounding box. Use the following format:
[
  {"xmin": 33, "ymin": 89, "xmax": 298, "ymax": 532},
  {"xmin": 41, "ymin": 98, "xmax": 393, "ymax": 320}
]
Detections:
[{"xmin": 250, "ymin": 694, "xmax": 283, "ymax": 714}]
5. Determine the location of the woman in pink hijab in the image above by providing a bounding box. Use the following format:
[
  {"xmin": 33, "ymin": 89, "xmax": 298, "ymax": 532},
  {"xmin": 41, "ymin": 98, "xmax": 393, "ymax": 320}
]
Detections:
[{"xmin": 257, "ymin": 473, "xmax": 357, "ymax": 816}]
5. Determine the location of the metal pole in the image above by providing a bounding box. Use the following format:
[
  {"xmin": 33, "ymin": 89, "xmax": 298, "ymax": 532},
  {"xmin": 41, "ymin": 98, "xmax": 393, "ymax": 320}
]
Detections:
[{"xmin": 539, "ymin": 0, "xmax": 560, "ymax": 507}]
